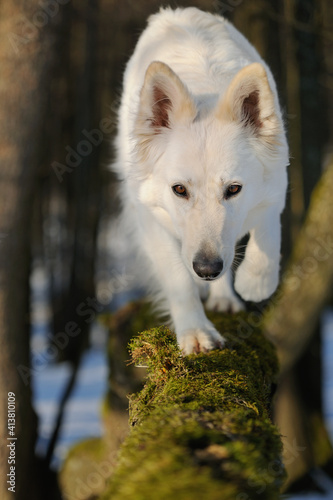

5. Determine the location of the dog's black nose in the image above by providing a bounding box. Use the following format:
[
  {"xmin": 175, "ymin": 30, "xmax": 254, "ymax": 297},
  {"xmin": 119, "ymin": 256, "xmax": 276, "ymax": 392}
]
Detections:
[{"xmin": 193, "ymin": 256, "xmax": 223, "ymax": 280}]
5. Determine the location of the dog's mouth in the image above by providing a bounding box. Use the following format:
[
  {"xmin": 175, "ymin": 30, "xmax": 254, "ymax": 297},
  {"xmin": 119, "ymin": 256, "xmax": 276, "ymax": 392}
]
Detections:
[{"xmin": 200, "ymin": 274, "xmax": 221, "ymax": 282}]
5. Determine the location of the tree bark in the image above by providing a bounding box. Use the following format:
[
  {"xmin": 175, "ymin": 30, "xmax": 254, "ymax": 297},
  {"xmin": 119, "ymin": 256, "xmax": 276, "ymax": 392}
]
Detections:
[
  {"xmin": 264, "ymin": 159, "xmax": 333, "ymax": 373},
  {"xmin": 261, "ymin": 159, "xmax": 333, "ymax": 486},
  {"xmin": 0, "ymin": 3, "xmax": 58, "ymax": 499}
]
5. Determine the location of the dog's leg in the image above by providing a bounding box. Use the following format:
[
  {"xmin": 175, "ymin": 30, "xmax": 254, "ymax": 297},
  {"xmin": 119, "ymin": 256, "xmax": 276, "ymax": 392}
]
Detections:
[
  {"xmin": 234, "ymin": 206, "xmax": 281, "ymax": 302},
  {"xmin": 168, "ymin": 279, "xmax": 225, "ymax": 355},
  {"xmin": 205, "ymin": 268, "xmax": 244, "ymax": 312},
  {"xmin": 142, "ymin": 227, "xmax": 225, "ymax": 355}
]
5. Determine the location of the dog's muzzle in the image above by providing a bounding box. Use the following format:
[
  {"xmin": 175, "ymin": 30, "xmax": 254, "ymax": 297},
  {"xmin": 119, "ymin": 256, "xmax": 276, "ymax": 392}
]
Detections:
[{"xmin": 193, "ymin": 255, "xmax": 223, "ymax": 281}]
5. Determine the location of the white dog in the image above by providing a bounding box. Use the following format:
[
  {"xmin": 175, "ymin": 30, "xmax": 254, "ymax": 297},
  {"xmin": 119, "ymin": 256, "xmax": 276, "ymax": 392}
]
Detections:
[{"xmin": 113, "ymin": 7, "xmax": 288, "ymax": 354}]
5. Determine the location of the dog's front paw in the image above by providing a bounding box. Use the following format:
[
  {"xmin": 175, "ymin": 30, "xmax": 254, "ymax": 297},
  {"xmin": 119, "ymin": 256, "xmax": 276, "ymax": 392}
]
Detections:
[
  {"xmin": 205, "ymin": 293, "xmax": 244, "ymax": 313},
  {"xmin": 234, "ymin": 261, "xmax": 279, "ymax": 302},
  {"xmin": 178, "ymin": 326, "xmax": 225, "ymax": 355}
]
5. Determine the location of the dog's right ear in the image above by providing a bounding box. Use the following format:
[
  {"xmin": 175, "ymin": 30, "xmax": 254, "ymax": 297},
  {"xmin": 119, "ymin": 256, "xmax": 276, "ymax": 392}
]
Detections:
[
  {"xmin": 136, "ymin": 61, "xmax": 197, "ymax": 133},
  {"xmin": 216, "ymin": 63, "xmax": 281, "ymax": 148}
]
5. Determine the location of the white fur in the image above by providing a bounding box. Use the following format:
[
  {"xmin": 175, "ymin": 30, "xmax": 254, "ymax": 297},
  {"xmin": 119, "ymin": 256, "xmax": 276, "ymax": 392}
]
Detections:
[{"xmin": 112, "ymin": 7, "xmax": 289, "ymax": 354}]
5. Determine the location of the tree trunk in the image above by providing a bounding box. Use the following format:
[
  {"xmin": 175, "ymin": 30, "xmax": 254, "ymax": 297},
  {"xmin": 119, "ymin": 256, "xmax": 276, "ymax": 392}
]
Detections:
[
  {"xmin": 264, "ymin": 159, "xmax": 333, "ymax": 373},
  {"xmin": 0, "ymin": 3, "xmax": 58, "ymax": 499},
  {"xmin": 263, "ymin": 159, "xmax": 333, "ymax": 486},
  {"xmin": 101, "ymin": 313, "xmax": 285, "ymax": 500}
]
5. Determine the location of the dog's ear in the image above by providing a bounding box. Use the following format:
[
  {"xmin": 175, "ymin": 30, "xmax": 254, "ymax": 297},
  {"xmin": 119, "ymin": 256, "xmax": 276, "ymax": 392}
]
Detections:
[
  {"xmin": 137, "ymin": 61, "xmax": 197, "ymax": 132},
  {"xmin": 216, "ymin": 63, "xmax": 280, "ymax": 144}
]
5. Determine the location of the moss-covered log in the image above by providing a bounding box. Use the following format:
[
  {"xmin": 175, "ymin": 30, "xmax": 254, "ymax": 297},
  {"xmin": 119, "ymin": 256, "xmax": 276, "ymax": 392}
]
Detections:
[{"xmin": 101, "ymin": 312, "xmax": 285, "ymax": 500}]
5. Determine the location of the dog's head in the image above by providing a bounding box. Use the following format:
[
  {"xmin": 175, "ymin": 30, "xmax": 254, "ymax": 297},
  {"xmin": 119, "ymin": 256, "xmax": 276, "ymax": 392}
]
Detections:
[{"xmin": 132, "ymin": 61, "xmax": 288, "ymax": 281}]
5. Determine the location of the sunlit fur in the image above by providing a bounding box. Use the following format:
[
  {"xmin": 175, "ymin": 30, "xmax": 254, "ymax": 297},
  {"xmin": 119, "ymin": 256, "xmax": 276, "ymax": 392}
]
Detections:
[{"xmin": 112, "ymin": 7, "xmax": 289, "ymax": 354}]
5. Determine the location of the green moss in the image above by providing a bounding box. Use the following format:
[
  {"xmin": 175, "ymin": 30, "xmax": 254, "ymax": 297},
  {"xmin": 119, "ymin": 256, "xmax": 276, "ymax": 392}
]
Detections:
[
  {"xmin": 101, "ymin": 312, "xmax": 285, "ymax": 500},
  {"xmin": 59, "ymin": 437, "xmax": 111, "ymax": 500}
]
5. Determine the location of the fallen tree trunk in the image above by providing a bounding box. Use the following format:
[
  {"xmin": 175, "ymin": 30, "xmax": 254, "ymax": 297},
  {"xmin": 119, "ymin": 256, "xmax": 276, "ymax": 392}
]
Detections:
[
  {"xmin": 264, "ymin": 159, "xmax": 333, "ymax": 373},
  {"xmin": 101, "ymin": 312, "xmax": 285, "ymax": 500},
  {"xmin": 261, "ymin": 160, "xmax": 333, "ymax": 485}
]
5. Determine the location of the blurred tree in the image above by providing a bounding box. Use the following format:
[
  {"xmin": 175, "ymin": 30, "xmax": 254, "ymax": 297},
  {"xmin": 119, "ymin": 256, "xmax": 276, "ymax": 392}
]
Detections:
[
  {"xmin": 265, "ymin": 158, "xmax": 333, "ymax": 486},
  {"xmin": 34, "ymin": 0, "xmax": 110, "ymax": 468},
  {"xmin": 0, "ymin": 2, "xmax": 62, "ymax": 499}
]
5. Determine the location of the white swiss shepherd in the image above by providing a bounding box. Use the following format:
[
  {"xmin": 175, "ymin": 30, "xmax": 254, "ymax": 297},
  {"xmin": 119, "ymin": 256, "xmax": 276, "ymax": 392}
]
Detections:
[{"xmin": 113, "ymin": 7, "xmax": 288, "ymax": 354}]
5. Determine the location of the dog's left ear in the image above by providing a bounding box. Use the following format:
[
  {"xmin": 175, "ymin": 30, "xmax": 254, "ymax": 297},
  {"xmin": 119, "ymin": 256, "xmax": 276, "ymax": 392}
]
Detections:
[
  {"xmin": 137, "ymin": 61, "xmax": 197, "ymax": 132},
  {"xmin": 216, "ymin": 63, "xmax": 280, "ymax": 144}
]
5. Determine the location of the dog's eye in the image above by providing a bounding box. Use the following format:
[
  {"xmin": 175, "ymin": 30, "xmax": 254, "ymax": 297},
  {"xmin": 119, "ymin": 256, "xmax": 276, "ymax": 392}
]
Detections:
[
  {"xmin": 172, "ymin": 184, "xmax": 188, "ymax": 198},
  {"xmin": 226, "ymin": 184, "xmax": 242, "ymax": 198}
]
